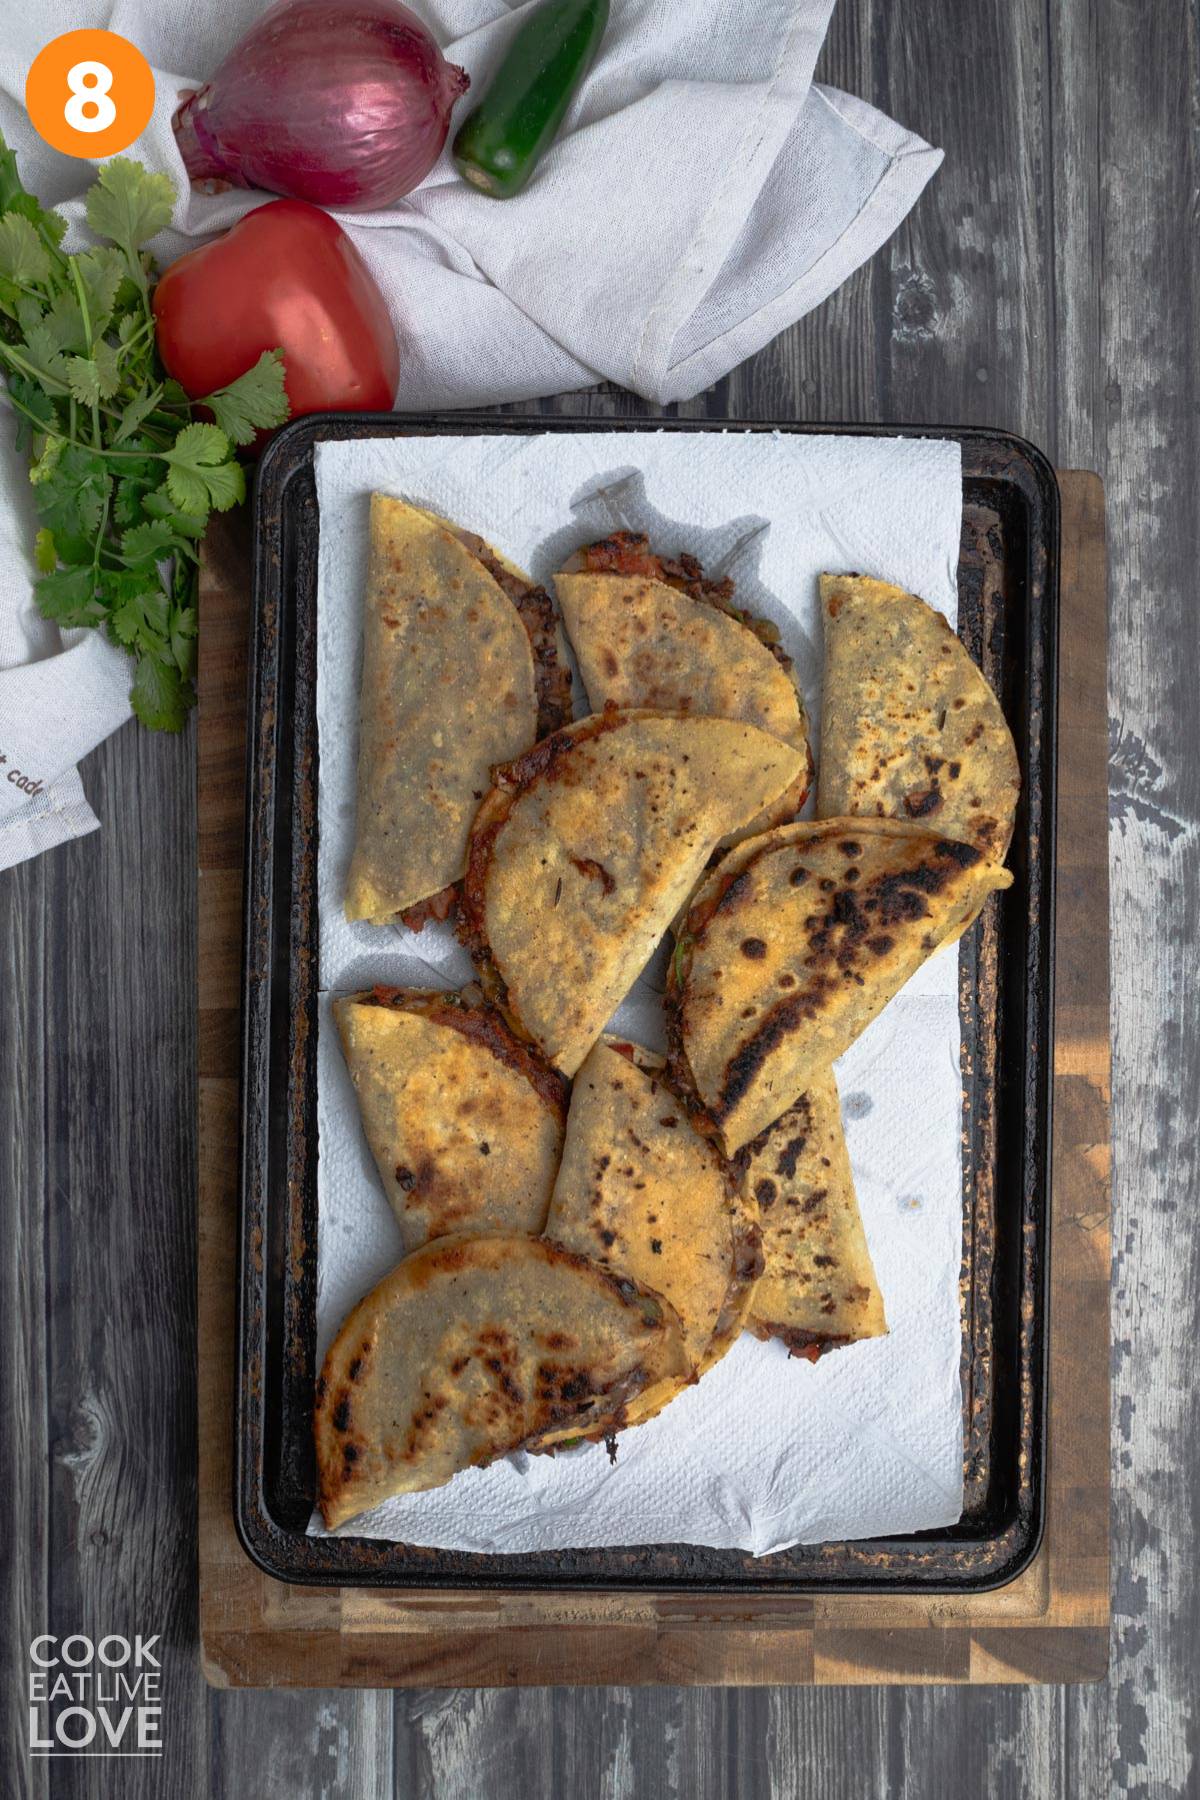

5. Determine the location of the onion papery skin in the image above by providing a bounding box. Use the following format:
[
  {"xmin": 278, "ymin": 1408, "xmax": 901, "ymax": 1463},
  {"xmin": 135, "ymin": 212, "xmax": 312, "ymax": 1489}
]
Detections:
[{"xmin": 172, "ymin": 0, "xmax": 469, "ymax": 210}]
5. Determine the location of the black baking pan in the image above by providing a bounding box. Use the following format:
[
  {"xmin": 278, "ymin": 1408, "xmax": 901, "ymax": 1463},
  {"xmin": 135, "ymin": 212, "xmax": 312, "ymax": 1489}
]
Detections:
[{"xmin": 237, "ymin": 415, "xmax": 1058, "ymax": 1591}]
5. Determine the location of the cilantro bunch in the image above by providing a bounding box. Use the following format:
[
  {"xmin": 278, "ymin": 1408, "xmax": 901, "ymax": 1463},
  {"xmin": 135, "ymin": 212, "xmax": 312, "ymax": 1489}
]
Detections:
[{"xmin": 0, "ymin": 135, "xmax": 289, "ymax": 729}]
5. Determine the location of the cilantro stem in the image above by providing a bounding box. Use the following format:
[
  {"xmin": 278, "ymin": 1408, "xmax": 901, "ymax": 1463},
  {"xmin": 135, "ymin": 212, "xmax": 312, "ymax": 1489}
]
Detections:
[
  {"xmin": 67, "ymin": 257, "xmax": 102, "ymax": 447},
  {"xmin": 0, "ymin": 340, "xmax": 70, "ymax": 397},
  {"xmin": 3, "ymin": 386, "xmax": 165, "ymax": 460},
  {"xmin": 91, "ymin": 486, "xmax": 110, "ymax": 581}
]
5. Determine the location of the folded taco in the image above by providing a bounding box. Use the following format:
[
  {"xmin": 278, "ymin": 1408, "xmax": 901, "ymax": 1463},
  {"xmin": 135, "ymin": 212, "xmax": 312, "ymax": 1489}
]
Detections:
[
  {"xmin": 334, "ymin": 988, "xmax": 567, "ymax": 1253},
  {"xmin": 345, "ymin": 496, "xmax": 571, "ymax": 929},
  {"xmin": 539, "ymin": 1038, "xmax": 761, "ymax": 1440},
  {"xmin": 314, "ymin": 1233, "xmax": 688, "ymax": 1527},
  {"xmin": 741, "ymin": 1069, "xmax": 886, "ymax": 1359},
  {"xmin": 668, "ymin": 817, "xmax": 1012, "ymax": 1152},
  {"xmin": 818, "ymin": 573, "xmax": 1020, "ymax": 857},
  {"xmin": 458, "ymin": 710, "xmax": 805, "ymax": 1077},
  {"xmin": 555, "ymin": 532, "xmax": 811, "ymax": 837}
]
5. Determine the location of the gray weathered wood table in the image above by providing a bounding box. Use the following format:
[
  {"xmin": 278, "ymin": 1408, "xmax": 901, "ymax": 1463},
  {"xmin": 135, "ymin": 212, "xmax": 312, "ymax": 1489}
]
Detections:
[{"xmin": 1, "ymin": 1, "xmax": 1194, "ymax": 1793}]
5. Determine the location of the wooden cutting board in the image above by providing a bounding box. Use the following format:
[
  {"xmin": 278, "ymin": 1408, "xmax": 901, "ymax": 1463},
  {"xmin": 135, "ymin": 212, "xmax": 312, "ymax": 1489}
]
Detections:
[{"xmin": 197, "ymin": 471, "xmax": 1109, "ymax": 1687}]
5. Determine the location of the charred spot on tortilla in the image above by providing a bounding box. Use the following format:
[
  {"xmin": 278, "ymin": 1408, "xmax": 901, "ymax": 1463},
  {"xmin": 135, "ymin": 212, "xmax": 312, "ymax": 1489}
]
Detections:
[{"xmin": 743, "ymin": 1072, "xmax": 886, "ymax": 1359}]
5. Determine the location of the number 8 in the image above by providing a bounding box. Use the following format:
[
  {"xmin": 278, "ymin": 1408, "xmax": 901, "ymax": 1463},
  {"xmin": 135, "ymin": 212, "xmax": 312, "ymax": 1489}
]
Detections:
[{"xmin": 65, "ymin": 60, "xmax": 116, "ymax": 133}]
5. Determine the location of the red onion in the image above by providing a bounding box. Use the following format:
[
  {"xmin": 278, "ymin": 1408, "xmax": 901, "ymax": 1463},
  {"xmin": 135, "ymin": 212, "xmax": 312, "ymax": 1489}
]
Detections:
[{"xmin": 172, "ymin": 0, "xmax": 469, "ymax": 211}]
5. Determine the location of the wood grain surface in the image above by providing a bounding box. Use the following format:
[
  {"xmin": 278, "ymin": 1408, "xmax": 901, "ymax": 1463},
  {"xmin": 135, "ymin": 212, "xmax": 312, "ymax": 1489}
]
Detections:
[{"xmin": 1, "ymin": 0, "xmax": 1194, "ymax": 1793}]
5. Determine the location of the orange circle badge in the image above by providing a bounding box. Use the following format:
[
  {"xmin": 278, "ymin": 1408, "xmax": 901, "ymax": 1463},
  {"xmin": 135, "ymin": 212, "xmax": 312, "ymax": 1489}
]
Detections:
[{"xmin": 25, "ymin": 29, "xmax": 155, "ymax": 159}]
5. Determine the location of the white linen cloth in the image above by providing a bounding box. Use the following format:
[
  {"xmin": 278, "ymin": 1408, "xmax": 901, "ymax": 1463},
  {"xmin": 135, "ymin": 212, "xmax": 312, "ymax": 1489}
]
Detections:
[
  {"xmin": 310, "ymin": 428, "xmax": 967, "ymax": 1553},
  {"xmin": 0, "ymin": 0, "xmax": 942, "ymax": 872}
]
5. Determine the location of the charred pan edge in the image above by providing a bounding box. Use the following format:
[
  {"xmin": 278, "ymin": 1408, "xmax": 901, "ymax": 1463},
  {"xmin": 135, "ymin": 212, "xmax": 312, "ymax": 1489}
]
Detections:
[
  {"xmin": 456, "ymin": 707, "xmax": 638, "ymax": 1051},
  {"xmin": 351, "ymin": 987, "xmax": 569, "ymax": 1121},
  {"xmin": 452, "ymin": 528, "xmax": 573, "ymax": 739}
]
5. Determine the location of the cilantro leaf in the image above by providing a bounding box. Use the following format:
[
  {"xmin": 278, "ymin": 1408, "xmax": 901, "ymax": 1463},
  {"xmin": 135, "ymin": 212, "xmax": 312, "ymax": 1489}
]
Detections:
[
  {"xmin": 0, "ymin": 212, "xmax": 53, "ymax": 286},
  {"xmin": 162, "ymin": 422, "xmax": 244, "ymax": 514},
  {"xmin": 114, "ymin": 472, "xmax": 156, "ymax": 526},
  {"xmin": 74, "ymin": 247, "xmax": 125, "ymax": 336},
  {"xmin": 42, "ymin": 291, "xmax": 86, "ymax": 354},
  {"xmin": 113, "ymin": 382, "xmax": 163, "ymax": 445},
  {"xmin": 0, "ymin": 135, "xmax": 67, "ymax": 250},
  {"xmin": 34, "ymin": 562, "xmax": 102, "ymax": 628},
  {"xmin": 199, "ymin": 349, "xmax": 291, "ymax": 446},
  {"xmin": 167, "ymin": 456, "xmax": 244, "ymax": 516},
  {"xmin": 85, "ymin": 159, "xmax": 174, "ymax": 253},
  {"xmin": 15, "ymin": 294, "xmax": 44, "ymax": 335},
  {"xmin": 18, "ymin": 323, "xmax": 71, "ymax": 392},
  {"xmin": 29, "ymin": 434, "xmax": 65, "ymax": 486},
  {"xmin": 34, "ymin": 445, "xmax": 112, "ymax": 558},
  {"xmin": 141, "ymin": 485, "xmax": 207, "ymax": 537},
  {"xmin": 0, "ymin": 134, "xmax": 260, "ymax": 734},
  {"xmin": 121, "ymin": 518, "xmax": 175, "ymax": 566},
  {"xmin": 7, "ymin": 373, "xmax": 59, "ymax": 451},
  {"xmin": 66, "ymin": 340, "xmax": 121, "ymax": 407},
  {"xmin": 130, "ymin": 652, "xmax": 192, "ymax": 732},
  {"xmin": 167, "ymin": 421, "xmax": 230, "ymax": 465}
]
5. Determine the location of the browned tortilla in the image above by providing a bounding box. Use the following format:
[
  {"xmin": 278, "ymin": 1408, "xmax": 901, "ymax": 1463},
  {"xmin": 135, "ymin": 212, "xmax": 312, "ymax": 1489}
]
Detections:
[
  {"xmin": 334, "ymin": 988, "xmax": 567, "ymax": 1253},
  {"xmin": 538, "ymin": 1038, "xmax": 761, "ymax": 1438},
  {"xmin": 742, "ymin": 1069, "xmax": 886, "ymax": 1358},
  {"xmin": 555, "ymin": 533, "xmax": 810, "ymax": 840},
  {"xmin": 458, "ymin": 709, "xmax": 806, "ymax": 1076},
  {"xmin": 314, "ymin": 1233, "xmax": 689, "ymax": 1527},
  {"xmin": 818, "ymin": 573, "xmax": 1020, "ymax": 857},
  {"xmin": 668, "ymin": 817, "xmax": 1012, "ymax": 1151},
  {"xmin": 345, "ymin": 496, "xmax": 564, "ymax": 926}
]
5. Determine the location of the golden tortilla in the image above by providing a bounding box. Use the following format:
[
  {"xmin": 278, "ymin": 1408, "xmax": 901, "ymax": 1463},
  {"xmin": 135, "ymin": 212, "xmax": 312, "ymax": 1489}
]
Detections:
[
  {"xmin": 315, "ymin": 1233, "xmax": 689, "ymax": 1528},
  {"xmin": 460, "ymin": 710, "xmax": 805, "ymax": 1076},
  {"xmin": 334, "ymin": 989, "xmax": 567, "ymax": 1253},
  {"xmin": 818, "ymin": 573, "xmax": 1020, "ymax": 857},
  {"xmin": 541, "ymin": 1038, "xmax": 760, "ymax": 1436},
  {"xmin": 345, "ymin": 495, "xmax": 539, "ymax": 924}
]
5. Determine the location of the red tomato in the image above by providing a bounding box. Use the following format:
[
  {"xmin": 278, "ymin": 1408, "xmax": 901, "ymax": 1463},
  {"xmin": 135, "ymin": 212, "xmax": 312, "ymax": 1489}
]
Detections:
[{"xmin": 152, "ymin": 200, "xmax": 399, "ymax": 421}]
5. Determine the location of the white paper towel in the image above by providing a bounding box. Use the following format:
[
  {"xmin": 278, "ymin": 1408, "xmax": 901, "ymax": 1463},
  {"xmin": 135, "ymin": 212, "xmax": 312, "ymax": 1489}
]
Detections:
[{"xmin": 311, "ymin": 428, "xmax": 966, "ymax": 1553}]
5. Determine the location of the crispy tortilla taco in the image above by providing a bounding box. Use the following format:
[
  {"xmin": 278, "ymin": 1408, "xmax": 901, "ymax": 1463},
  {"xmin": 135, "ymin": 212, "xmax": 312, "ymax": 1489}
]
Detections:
[
  {"xmin": 555, "ymin": 532, "xmax": 811, "ymax": 836},
  {"xmin": 818, "ymin": 573, "xmax": 1020, "ymax": 857},
  {"xmin": 458, "ymin": 710, "xmax": 806, "ymax": 1077},
  {"xmin": 539, "ymin": 1038, "xmax": 761, "ymax": 1439},
  {"xmin": 314, "ymin": 1233, "xmax": 688, "ymax": 1527},
  {"xmin": 668, "ymin": 818, "xmax": 1012, "ymax": 1152},
  {"xmin": 742, "ymin": 1069, "xmax": 886, "ymax": 1359},
  {"xmin": 345, "ymin": 495, "xmax": 571, "ymax": 929},
  {"xmin": 334, "ymin": 988, "xmax": 568, "ymax": 1253}
]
